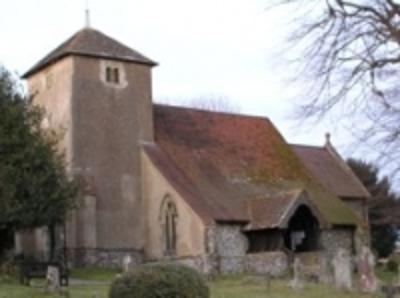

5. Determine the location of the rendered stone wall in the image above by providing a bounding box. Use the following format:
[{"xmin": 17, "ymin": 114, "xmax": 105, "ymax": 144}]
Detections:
[
  {"xmin": 71, "ymin": 57, "xmax": 153, "ymax": 250},
  {"xmin": 344, "ymin": 200, "xmax": 367, "ymax": 223},
  {"xmin": 27, "ymin": 54, "xmax": 155, "ymax": 254},
  {"xmin": 141, "ymin": 152, "xmax": 206, "ymax": 260},
  {"xmin": 27, "ymin": 57, "xmax": 74, "ymax": 169}
]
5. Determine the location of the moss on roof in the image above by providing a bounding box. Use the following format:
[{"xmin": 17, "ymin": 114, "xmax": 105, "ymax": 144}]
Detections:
[{"xmin": 152, "ymin": 104, "xmax": 359, "ymax": 227}]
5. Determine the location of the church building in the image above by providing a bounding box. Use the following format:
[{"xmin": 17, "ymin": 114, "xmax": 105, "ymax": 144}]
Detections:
[{"xmin": 18, "ymin": 27, "xmax": 370, "ymax": 275}]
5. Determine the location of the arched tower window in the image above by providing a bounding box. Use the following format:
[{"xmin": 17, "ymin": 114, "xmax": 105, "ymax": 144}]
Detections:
[{"xmin": 160, "ymin": 196, "xmax": 178, "ymax": 256}]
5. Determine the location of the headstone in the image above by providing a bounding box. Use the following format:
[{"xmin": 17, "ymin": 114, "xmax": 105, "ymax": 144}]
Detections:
[
  {"xmin": 319, "ymin": 255, "xmax": 332, "ymax": 284},
  {"xmin": 332, "ymin": 248, "xmax": 352, "ymax": 290},
  {"xmin": 122, "ymin": 254, "xmax": 132, "ymax": 273},
  {"xmin": 357, "ymin": 246, "xmax": 377, "ymax": 293},
  {"xmin": 46, "ymin": 265, "xmax": 60, "ymax": 292},
  {"xmin": 289, "ymin": 258, "xmax": 304, "ymax": 289}
]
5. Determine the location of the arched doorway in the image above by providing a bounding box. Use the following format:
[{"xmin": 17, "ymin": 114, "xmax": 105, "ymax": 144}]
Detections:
[{"xmin": 284, "ymin": 205, "xmax": 319, "ymax": 252}]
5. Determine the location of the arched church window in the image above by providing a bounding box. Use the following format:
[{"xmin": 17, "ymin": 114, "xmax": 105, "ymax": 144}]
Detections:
[{"xmin": 161, "ymin": 197, "xmax": 178, "ymax": 256}]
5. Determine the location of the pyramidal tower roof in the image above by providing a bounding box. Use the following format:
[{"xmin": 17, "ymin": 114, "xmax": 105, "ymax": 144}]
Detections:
[{"xmin": 23, "ymin": 28, "xmax": 157, "ymax": 78}]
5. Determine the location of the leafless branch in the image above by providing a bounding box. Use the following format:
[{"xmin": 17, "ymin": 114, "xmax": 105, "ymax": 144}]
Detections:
[{"xmin": 274, "ymin": 0, "xmax": 400, "ymax": 181}]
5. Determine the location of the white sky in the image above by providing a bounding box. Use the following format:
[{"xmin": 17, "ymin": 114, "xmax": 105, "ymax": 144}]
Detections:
[{"xmin": 0, "ymin": 0, "xmax": 357, "ymax": 154}]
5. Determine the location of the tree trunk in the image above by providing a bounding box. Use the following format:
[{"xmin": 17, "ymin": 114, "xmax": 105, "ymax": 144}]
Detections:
[{"xmin": 48, "ymin": 225, "xmax": 56, "ymax": 262}]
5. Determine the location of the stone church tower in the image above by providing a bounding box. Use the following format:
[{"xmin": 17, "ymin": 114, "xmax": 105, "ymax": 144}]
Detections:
[{"xmin": 22, "ymin": 28, "xmax": 157, "ymax": 265}]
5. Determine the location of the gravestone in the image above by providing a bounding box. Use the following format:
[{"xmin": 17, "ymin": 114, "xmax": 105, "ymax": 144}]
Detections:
[
  {"xmin": 122, "ymin": 254, "xmax": 132, "ymax": 273},
  {"xmin": 46, "ymin": 265, "xmax": 60, "ymax": 292},
  {"xmin": 319, "ymin": 254, "xmax": 332, "ymax": 284},
  {"xmin": 289, "ymin": 258, "xmax": 304, "ymax": 289},
  {"xmin": 332, "ymin": 248, "xmax": 352, "ymax": 290},
  {"xmin": 357, "ymin": 246, "xmax": 377, "ymax": 293}
]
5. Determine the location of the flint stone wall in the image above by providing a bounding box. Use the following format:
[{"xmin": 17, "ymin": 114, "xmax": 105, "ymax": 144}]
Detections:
[
  {"xmin": 68, "ymin": 248, "xmax": 143, "ymax": 268},
  {"xmin": 295, "ymin": 252, "xmax": 332, "ymax": 282},
  {"xmin": 320, "ymin": 228, "xmax": 354, "ymax": 260},
  {"xmin": 66, "ymin": 226, "xmax": 354, "ymax": 276},
  {"xmin": 163, "ymin": 252, "xmax": 289, "ymax": 277},
  {"xmin": 245, "ymin": 252, "xmax": 288, "ymax": 276},
  {"xmin": 147, "ymin": 255, "xmax": 219, "ymax": 275},
  {"xmin": 213, "ymin": 224, "xmax": 248, "ymax": 273}
]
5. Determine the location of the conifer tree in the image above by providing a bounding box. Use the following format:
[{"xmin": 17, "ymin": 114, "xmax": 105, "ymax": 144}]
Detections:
[
  {"xmin": 347, "ymin": 158, "xmax": 399, "ymax": 258},
  {"xmin": 0, "ymin": 66, "xmax": 78, "ymax": 260}
]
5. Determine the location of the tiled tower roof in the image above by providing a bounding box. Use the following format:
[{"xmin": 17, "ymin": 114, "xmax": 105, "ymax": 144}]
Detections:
[{"xmin": 23, "ymin": 28, "xmax": 156, "ymax": 78}]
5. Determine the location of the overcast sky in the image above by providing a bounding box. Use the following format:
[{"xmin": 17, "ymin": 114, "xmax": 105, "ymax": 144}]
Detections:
[{"xmin": 1, "ymin": 0, "xmax": 357, "ymax": 153}]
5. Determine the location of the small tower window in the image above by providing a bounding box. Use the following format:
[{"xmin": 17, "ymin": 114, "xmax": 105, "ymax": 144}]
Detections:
[
  {"xmin": 113, "ymin": 68, "xmax": 120, "ymax": 84},
  {"xmin": 105, "ymin": 66, "xmax": 120, "ymax": 84},
  {"xmin": 101, "ymin": 61, "xmax": 126, "ymax": 88},
  {"xmin": 106, "ymin": 67, "xmax": 112, "ymax": 83}
]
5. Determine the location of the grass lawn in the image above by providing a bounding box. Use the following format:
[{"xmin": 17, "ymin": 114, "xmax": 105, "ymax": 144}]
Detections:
[
  {"xmin": 70, "ymin": 266, "xmax": 120, "ymax": 281},
  {"xmin": 0, "ymin": 282, "xmax": 110, "ymax": 298},
  {"xmin": 210, "ymin": 275, "xmax": 382, "ymax": 298},
  {"xmin": 0, "ymin": 271, "xmax": 387, "ymax": 298}
]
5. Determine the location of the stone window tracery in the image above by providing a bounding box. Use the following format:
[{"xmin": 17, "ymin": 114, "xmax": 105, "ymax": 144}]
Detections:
[
  {"xmin": 161, "ymin": 196, "xmax": 178, "ymax": 256},
  {"xmin": 100, "ymin": 61, "xmax": 127, "ymax": 88}
]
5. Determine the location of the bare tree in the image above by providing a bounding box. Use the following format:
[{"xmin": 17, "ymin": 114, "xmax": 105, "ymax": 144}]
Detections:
[
  {"xmin": 272, "ymin": 0, "xmax": 400, "ymax": 178},
  {"xmin": 186, "ymin": 96, "xmax": 241, "ymax": 113},
  {"xmin": 156, "ymin": 96, "xmax": 241, "ymax": 113}
]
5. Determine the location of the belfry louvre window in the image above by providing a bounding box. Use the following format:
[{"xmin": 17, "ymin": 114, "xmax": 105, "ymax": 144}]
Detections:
[{"xmin": 105, "ymin": 66, "xmax": 120, "ymax": 84}]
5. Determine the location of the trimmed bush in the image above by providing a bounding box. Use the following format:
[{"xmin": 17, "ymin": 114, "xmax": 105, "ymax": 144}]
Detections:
[
  {"xmin": 386, "ymin": 259, "xmax": 399, "ymax": 273},
  {"xmin": 0, "ymin": 259, "xmax": 19, "ymax": 283},
  {"xmin": 109, "ymin": 263, "xmax": 209, "ymax": 298}
]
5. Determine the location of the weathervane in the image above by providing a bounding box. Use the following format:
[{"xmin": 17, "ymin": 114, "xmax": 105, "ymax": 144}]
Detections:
[{"xmin": 85, "ymin": 0, "xmax": 91, "ymax": 28}]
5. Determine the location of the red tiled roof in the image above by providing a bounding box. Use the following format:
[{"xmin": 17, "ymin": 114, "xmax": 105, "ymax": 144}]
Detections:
[
  {"xmin": 143, "ymin": 143, "xmax": 226, "ymax": 223},
  {"xmin": 245, "ymin": 190, "xmax": 329, "ymax": 230},
  {"xmin": 148, "ymin": 104, "xmax": 359, "ymax": 227},
  {"xmin": 291, "ymin": 144, "xmax": 370, "ymax": 199},
  {"xmin": 23, "ymin": 28, "xmax": 157, "ymax": 78}
]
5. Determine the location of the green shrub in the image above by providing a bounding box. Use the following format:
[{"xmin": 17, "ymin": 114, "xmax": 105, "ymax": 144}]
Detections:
[
  {"xmin": 386, "ymin": 259, "xmax": 399, "ymax": 273},
  {"xmin": 109, "ymin": 263, "xmax": 209, "ymax": 298},
  {"xmin": 0, "ymin": 259, "xmax": 19, "ymax": 283}
]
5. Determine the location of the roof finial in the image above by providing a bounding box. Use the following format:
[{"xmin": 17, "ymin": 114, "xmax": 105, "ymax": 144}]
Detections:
[
  {"xmin": 85, "ymin": 0, "xmax": 91, "ymax": 28},
  {"xmin": 325, "ymin": 132, "xmax": 331, "ymax": 146}
]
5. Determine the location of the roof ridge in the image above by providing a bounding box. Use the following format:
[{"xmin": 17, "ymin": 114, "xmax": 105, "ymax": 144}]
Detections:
[
  {"xmin": 290, "ymin": 143, "xmax": 325, "ymax": 150},
  {"xmin": 153, "ymin": 103, "xmax": 272, "ymax": 123},
  {"xmin": 324, "ymin": 143, "xmax": 371, "ymax": 198}
]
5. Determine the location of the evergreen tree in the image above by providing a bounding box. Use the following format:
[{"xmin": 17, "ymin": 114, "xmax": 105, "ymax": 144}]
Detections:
[
  {"xmin": 0, "ymin": 66, "xmax": 78, "ymax": 260},
  {"xmin": 347, "ymin": 158, "xmax": 399, "ymax": 258}
]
